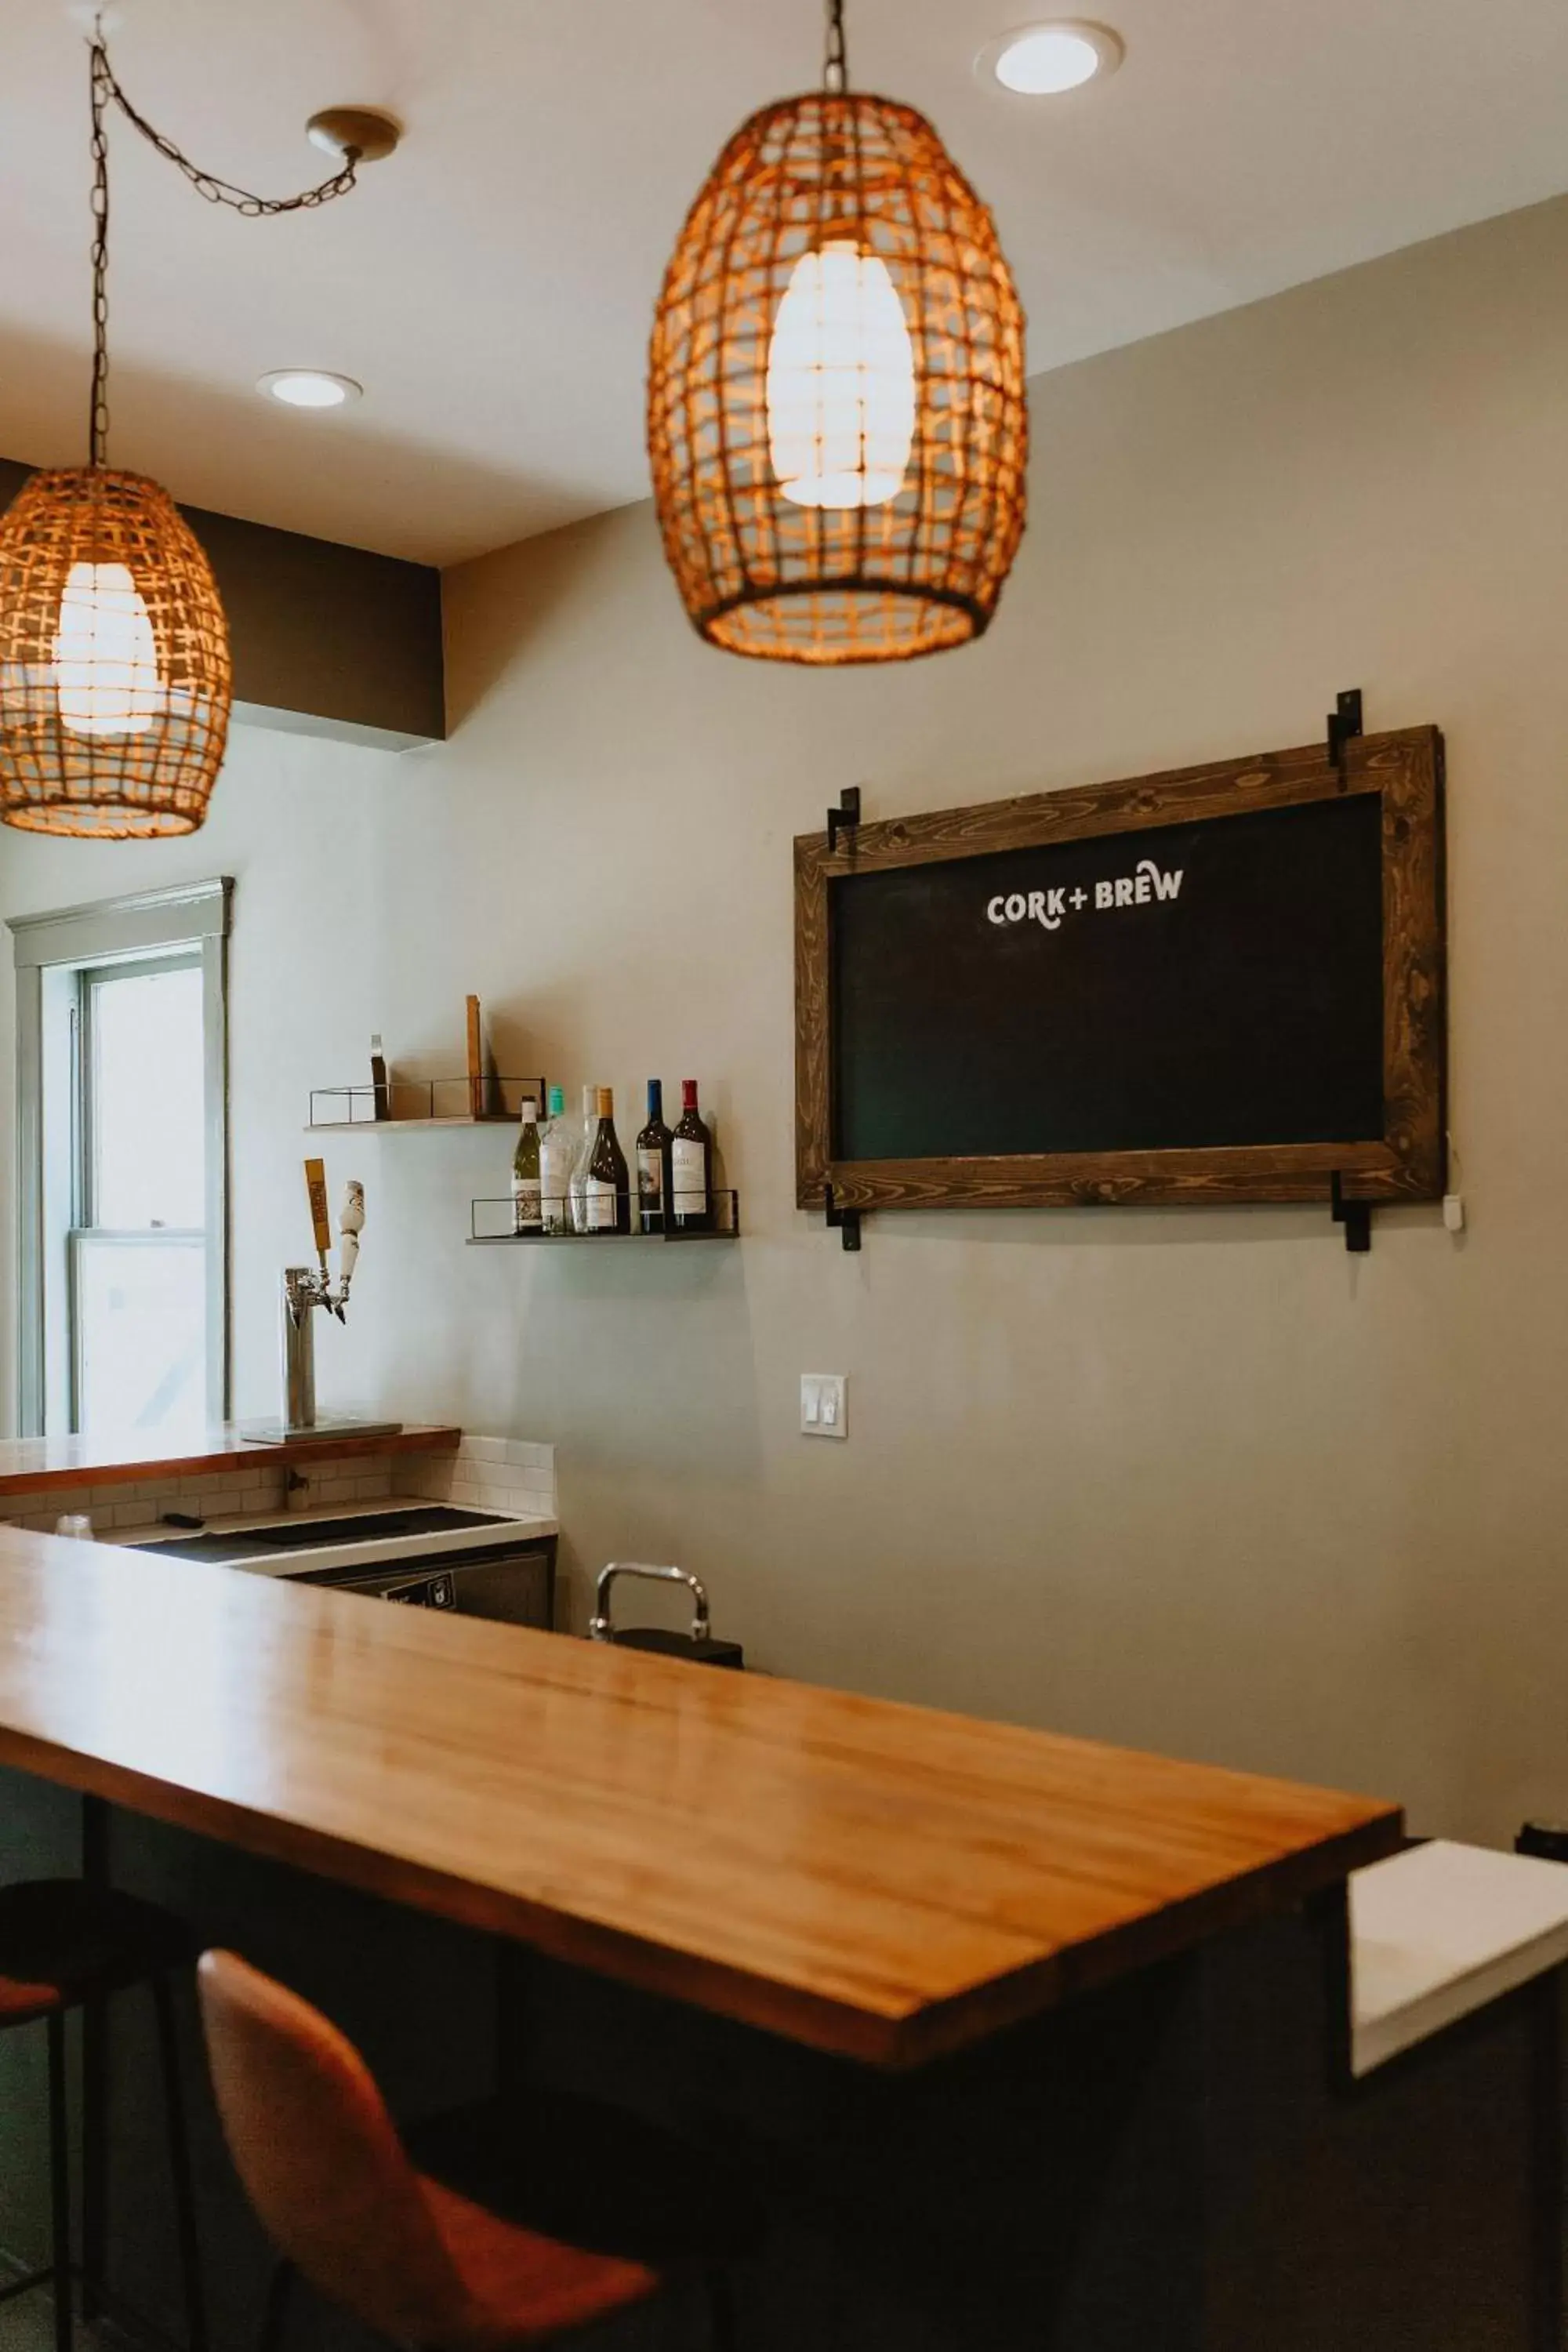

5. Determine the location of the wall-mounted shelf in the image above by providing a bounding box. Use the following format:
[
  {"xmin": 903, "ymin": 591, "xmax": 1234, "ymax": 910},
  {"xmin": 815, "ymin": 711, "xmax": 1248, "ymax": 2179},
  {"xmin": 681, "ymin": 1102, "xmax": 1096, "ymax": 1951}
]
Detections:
[
  {"xmin": 308, "ymin": 1077, "xmax": 546, "ymax": 1133},
  {"xmin": 468, "ymin": 1191, "xmax": 740, "ymax": 1245}
]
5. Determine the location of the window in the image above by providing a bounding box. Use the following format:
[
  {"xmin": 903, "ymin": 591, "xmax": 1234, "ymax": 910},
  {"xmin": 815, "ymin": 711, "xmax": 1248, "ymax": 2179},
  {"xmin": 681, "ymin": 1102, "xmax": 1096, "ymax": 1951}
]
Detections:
[
  {"xmin": 71, "ymin": 957, "xmax": 209, "ymax": 1435},
  {"xmin": 10, "ymin": 880, "xmax": 230, "ymax": 1437}
]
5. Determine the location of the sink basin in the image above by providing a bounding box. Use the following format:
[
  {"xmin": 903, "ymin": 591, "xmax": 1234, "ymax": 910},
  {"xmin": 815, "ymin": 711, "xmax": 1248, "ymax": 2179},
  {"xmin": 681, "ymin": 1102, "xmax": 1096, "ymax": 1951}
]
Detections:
[{"xmin": 129, "ymin": 1505, "xmax": 511, "ymax": 1564}]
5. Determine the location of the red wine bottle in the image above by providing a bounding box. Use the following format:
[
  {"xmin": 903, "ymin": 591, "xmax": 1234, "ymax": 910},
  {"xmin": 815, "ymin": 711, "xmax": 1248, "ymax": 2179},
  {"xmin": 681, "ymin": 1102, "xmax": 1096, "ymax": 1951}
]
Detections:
[
  {"xmin": 584, "ymin": 1087, "xmax": 631, "ymax": 1235},
  {"xmin": 636, "ymin": 1080, "xmax": 673, "ymax": 1234},
  {"xmin": 671, "ymin": 1079, "xmax": 713, "ymax": 1232}
]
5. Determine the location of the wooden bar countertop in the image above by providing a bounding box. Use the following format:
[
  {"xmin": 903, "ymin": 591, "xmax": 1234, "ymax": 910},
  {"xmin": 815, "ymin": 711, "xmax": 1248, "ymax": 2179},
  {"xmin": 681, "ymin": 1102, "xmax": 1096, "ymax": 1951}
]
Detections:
[
  {"xmin": 0, "ymin": 1423, "xmax": 460, "ymax": 1500},
  {"xmin": 0, "ymin": 1529, "xmax": 1402, "ymax": 2067}
]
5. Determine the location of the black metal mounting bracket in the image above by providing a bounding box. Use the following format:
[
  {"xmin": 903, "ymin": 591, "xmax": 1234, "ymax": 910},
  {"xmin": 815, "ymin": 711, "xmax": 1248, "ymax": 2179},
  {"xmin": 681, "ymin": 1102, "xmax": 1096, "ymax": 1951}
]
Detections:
[
  {"xmin": 1326, "ymin": 687, "xmax": 1364, "ymax": 780},
  {"xmin": 1330, "ymin": 1172, "xmax": 1372, "ymax": 1254},
  {"xmin": 827, "ymin": 786, "xmax": 862, "ymax": 854},
  {"xmin": 824, "ymin": 1183, "xmax": 862, "ymax": 1252}
]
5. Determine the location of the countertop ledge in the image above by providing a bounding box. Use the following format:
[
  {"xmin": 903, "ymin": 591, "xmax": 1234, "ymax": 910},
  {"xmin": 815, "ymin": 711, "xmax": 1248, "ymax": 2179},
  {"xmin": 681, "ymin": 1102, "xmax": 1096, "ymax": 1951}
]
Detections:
[
  {"xmin": 117, "ymin": 1497, "xmax": 560, "ymax": 1577},
  {"xmin": 0, "ymin": 1525, "xmax": 1403, "ymax": 2067},
  {"xmin": 0, "ymin": 1425, "xmax": 461, "ymax": 1498},
  {"xmin": 1352, "ymin": 1839, "xmax": 1568, "ymax": 2074}
]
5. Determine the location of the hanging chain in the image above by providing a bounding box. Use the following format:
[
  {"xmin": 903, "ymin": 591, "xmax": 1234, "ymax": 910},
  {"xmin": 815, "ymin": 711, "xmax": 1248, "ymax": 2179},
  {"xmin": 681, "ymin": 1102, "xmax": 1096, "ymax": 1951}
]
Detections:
[
  {"xmin": 824, "ymin": 0, "xmax": 848, "ymax": 93},
  {"xmin": 85, "ymin": 28, "xmax": 364, "ymax": 466},
  {"xmin": 89, "ymin": 43, "xmax": 111, "ymax": 465}
]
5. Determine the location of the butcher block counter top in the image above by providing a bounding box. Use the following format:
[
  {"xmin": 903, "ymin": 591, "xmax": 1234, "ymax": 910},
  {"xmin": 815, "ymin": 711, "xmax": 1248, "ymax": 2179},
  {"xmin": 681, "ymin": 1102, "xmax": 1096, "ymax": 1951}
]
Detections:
[
  {"xmin": 0, "ymin": 1526, "xmax": 1402, "ymax": 2067},
  {"xmin": 0, "ymin": 1423, "xmax": 460, "ymax": 1499}
]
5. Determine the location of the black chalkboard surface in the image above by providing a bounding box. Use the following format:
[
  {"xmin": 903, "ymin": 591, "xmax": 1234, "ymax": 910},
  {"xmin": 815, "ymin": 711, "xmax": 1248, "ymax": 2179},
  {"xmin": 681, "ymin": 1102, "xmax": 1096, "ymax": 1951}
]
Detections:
[
  {"xmin": 831, "ymin": 795, "xmax": 1385, "ymax": 1162},
  {"xmin": 794, "ymin": 724, "xmax": 1445, "ymax": 1214}
]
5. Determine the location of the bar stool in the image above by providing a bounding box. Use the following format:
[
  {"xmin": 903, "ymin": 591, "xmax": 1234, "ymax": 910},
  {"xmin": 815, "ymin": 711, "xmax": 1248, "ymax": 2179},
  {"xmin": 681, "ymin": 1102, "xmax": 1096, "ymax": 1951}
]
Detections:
[
  {"xmin": 0, "ymin": 1878, "xmax": 208, "ymax": 2352},
  {"xmin": 199, "ymin": 1950, "xmax": 753, "ymax": 2350}
]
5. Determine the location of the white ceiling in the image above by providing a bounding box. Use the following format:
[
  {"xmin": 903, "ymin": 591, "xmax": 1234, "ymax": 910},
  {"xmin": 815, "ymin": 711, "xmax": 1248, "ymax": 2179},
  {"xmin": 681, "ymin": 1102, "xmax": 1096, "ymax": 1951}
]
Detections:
[{"xmin": 2, "ymin": 0, "xmax": 1566, "ymax": 568}]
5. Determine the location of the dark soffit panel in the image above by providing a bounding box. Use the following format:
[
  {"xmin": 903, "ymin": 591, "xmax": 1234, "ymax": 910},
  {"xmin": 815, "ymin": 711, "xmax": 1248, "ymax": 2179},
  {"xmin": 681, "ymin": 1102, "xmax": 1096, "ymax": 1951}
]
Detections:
[{"xmin": 0, "ymin": 456, "xmax": 445, "ymax": 750}]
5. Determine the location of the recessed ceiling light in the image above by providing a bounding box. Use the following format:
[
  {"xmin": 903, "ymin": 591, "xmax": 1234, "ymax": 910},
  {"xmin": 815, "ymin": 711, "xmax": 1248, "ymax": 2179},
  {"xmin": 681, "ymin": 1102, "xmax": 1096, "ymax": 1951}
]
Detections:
[
  {"xmin": 979, "ymin": 20, "xmax": 1124, "ymax": 96},
  {"xmin": 256, "ymin": 369, "xmax": 363, "ymax": 410}
]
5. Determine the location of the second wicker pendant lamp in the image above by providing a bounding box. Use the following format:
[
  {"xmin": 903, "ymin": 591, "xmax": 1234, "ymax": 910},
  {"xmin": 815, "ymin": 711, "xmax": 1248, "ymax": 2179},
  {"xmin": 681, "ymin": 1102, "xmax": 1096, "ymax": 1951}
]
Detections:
[
  {"xmin": 648, "ymin": 0, "xmax": 1029, "ymax": 666},
  {"xmin": 0, "ymin": 34, "xmax": 377, "ymax": 838}
]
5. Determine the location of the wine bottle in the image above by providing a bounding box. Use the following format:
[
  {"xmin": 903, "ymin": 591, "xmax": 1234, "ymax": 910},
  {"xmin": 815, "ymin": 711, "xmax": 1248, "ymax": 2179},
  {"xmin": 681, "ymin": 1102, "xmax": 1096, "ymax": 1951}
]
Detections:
[
  {"xmin": 510, "ymin": 1098, "xmax": 543, "ymax": 1234},
  {"xmin": 369, "ymin": 1033, "xmax": 390, "ymax": 1121},
  {"xmin": 584, "ymin": 1087, "xmax": 630, "ymax": 1234},
  {"xmin": 636, "ymin": 1080, "xmax": 673, "ymax": 1234},
  {"xmin": 538, "ymin": 1084, "xmax": 573, "ymax": 1234},
  {"xmin": 671, "ymin": 1079, "xmax": 713, "ymax": 1232},
  {"xmin": 568, "ymin": 1083, "xmax": 597, "ymax": 1232}
]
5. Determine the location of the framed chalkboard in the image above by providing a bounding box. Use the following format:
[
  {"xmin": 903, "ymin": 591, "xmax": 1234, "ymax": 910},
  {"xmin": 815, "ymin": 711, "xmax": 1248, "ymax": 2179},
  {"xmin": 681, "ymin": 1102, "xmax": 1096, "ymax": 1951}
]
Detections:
[{"xmin": 795, "ymin": 725, "xmax": 1445, "ymax": 1214}]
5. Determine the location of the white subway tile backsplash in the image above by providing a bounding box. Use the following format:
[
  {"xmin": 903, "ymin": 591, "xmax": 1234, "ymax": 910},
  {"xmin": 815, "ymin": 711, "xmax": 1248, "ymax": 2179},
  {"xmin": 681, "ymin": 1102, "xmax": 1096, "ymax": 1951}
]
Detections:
[
  {"xmin": 470, "ymin": 1468, "xmax": 522, "ymax": 1497},
  {"xmin": 394, "ymin": 1434, "xmax": 557, "ymax": 1519}
]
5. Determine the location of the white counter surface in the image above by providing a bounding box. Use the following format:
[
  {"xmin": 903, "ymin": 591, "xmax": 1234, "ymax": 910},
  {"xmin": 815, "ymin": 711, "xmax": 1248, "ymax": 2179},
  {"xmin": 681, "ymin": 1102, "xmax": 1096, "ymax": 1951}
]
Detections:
[
  {"xmin": 114, "ymin": 1493, "xmax": 558, "ymax": 1580},
  {"xmin": 1352, "ymin": 1838, "xmax": 1568, "ymax": 2073}
]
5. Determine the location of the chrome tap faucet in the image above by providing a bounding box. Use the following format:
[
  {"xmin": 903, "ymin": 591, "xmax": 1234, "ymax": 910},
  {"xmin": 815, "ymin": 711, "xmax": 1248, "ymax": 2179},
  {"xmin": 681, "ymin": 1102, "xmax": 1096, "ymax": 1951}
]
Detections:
[{"xmin": 280, "ymin": 1167, "xmax": 365, "ymax": 1434}]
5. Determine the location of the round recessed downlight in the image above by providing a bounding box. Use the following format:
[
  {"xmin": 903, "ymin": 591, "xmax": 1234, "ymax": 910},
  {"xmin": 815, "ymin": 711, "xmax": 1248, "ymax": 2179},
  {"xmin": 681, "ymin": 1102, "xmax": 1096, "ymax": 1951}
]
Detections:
[
  {"xmin": 982, "ymin": 20, "xmax": 1124, "ymax": 96},
  {"xmin": 256, "ymin": 369, "xmax": 362, "ymax": 410}
]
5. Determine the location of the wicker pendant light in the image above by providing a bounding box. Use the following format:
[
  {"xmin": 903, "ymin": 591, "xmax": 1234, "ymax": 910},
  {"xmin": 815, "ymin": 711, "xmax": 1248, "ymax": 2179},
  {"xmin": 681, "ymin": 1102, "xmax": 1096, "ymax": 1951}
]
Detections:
[
  {"xmin": 0, "ymin": 466, "xmax": 233, "ymax": 839},
  {"xmin": 0, "ymin": 36, "xmax": 375, "ymax": 837},
  {"xmin": 648, "ymin": 0, "xmax": 1028, "ymax": 666}
]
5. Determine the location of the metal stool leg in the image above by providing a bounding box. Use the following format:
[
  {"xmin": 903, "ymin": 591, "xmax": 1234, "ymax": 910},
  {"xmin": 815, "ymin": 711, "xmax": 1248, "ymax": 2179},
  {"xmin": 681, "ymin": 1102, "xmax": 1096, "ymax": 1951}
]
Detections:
[
  {"xmin": 78, "ymin": 1796, "xmax": 110, "ymax": 2325},
  {"xmin": 79, "ymin": 1994, "xmax": 107, "ymax": 2325},
  {"xmin": 45, "ymin": 2013, "xmax": 73, "ymax": 2352},
  {"xmin": 256, "ymin": 2259, "xmax": 295, "ymax": 2352},
  {"xmin": 152, "ymin": 1973, "xmax": 209, "ymax": 2352},
  {"xmin": 704, "ymin": 2265, "xmax": 739, "ymax": 2352}
]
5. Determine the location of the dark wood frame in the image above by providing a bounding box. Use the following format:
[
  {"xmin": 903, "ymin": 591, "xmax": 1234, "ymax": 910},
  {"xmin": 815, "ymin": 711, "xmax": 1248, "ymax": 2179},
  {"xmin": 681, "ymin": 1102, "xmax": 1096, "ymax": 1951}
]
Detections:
[{"xmin": 795, "ymin": 726, "xmax": 1446, "ymax": 1212}]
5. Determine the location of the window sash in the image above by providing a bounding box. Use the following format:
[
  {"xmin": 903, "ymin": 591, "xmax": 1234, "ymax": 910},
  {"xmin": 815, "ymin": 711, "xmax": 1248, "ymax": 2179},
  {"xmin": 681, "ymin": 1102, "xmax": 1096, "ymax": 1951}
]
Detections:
[
  {"xmin": 9, "ymin": 879, "xmax": 231, "ymax": 1436},
  {"xmin": 76, "ymin": 951, "xmax": 205, "ymax": 1233},
  {"xmin": 67, "ymin": 1228, "xmax": 207, "ymax": 1439}
]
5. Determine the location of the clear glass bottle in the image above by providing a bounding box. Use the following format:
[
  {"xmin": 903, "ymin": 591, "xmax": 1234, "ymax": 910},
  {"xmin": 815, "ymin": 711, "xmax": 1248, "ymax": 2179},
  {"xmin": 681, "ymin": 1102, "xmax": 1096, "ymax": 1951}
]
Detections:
[
  {"xmin": 568, "ymin": 1083, "xmax": 598, "ymax": 1232},
  {"xmin": 538, "ymin": 1084, "xmax": 573, "ymax": 1234}
]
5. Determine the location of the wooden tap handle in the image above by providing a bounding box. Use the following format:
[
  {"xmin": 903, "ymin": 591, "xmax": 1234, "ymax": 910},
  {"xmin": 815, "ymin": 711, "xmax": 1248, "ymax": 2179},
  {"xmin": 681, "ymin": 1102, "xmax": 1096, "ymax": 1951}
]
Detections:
[{"xmin": 303, "ymin": 1159, "xmax": 332, "ymax": 1266}]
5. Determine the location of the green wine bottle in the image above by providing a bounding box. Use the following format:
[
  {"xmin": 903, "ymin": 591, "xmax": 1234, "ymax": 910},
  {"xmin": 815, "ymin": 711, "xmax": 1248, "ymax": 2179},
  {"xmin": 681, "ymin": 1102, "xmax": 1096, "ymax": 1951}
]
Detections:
[
  {"xmin": 510, "ymin": 1098, "xmax": 542, "ymax": 1234},
  {"xmin": 584, "ymin": 1087, "xmax": 631, "ymax": 1235}
]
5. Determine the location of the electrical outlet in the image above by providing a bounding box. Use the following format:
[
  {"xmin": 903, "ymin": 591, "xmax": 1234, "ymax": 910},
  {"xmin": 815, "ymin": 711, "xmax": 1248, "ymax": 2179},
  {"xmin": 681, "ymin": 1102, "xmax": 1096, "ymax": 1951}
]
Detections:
[{"xmin": 800, "ymin": 1374, "xmax": 848, "ymax": 1439}]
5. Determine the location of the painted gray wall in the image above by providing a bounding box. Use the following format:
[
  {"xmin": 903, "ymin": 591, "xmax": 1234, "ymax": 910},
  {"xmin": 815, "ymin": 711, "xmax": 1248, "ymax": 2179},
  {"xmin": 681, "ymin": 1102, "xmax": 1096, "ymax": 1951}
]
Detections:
[{"xmin": 5, "ymin": 193, "xmax": 1568, "ymax": 1843}]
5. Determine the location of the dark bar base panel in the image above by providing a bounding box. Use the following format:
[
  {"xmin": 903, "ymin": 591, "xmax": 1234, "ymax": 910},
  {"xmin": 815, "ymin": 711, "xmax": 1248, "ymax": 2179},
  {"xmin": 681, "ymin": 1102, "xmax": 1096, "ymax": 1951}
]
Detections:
[
  {"xmin": 527, "ymin": 1893, "xmax": 1561, "ymax": 2352},
  {"xmin": 0, "ymin": 1771, "xmax": 1557, "ymax": 2352}
]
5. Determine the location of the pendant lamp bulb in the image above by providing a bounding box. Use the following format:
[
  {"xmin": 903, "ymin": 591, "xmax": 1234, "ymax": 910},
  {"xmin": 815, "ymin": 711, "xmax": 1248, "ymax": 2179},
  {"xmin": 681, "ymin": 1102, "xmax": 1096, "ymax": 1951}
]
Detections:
[{"xmin": 824, "ymin": 0, "xmax": 848, "ymax": 93}]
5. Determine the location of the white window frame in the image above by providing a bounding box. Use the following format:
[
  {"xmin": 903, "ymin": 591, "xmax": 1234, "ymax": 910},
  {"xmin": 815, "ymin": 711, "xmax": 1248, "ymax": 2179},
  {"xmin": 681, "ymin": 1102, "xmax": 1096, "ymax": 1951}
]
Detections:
[{"xmin": 9, "ymin": 878, "xmax": 232, "ymax": 1436}]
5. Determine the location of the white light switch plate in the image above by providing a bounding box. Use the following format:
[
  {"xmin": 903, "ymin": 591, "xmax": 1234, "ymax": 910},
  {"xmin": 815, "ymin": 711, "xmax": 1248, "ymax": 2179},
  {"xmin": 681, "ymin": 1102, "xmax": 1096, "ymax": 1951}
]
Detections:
[{"xmin": 800, "ymin": 1374, "xmax": 848, "ymax": 1439}]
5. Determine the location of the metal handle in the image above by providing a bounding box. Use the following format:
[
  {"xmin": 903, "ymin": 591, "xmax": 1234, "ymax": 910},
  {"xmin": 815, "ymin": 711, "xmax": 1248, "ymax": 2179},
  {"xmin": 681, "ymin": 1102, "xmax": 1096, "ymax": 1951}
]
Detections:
[{"xmin": 590, "ymin": 1562, "xmax": 712, "ymax": 1647}]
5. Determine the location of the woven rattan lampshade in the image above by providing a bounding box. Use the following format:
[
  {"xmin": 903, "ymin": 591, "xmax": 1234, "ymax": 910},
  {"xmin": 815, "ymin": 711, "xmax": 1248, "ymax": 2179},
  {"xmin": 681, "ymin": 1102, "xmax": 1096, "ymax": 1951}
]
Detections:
[
  {"xmin": 0, "ymin": 466, "xmax": 230, "ymax": 837},
  {"xmin": 0, "ymin": 32, "xmax": 372, "ymax": 838},
  {"xmin": 648, "ymin": 89, "xmax": 1028, "ymax": 665}
]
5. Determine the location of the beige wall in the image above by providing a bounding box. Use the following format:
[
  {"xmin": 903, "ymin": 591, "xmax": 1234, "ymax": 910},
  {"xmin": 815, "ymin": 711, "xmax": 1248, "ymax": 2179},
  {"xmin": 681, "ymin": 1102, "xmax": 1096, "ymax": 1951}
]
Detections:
[{"xmin": 6, "ymin": 192, "xmax": 1568, "ymax": 1841}]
